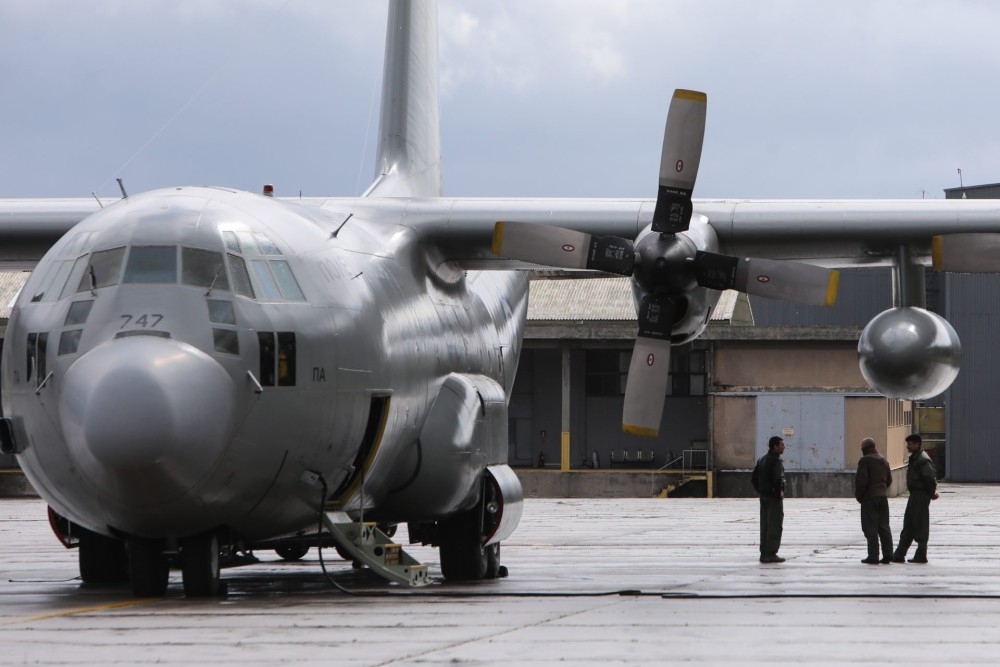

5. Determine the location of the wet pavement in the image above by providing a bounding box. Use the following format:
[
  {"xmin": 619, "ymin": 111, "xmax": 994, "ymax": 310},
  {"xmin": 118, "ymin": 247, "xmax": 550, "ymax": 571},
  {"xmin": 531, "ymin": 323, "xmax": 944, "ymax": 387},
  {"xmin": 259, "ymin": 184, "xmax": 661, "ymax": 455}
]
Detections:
[{"xmin": 2, "ymin": 484, "xmax": 1000, "ymax": 665}]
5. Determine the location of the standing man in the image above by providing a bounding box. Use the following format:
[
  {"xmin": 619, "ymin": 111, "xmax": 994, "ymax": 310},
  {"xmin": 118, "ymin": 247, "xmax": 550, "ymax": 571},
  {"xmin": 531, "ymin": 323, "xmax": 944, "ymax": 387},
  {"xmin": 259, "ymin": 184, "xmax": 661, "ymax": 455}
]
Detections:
[
  {"xmin": 856, "ymin": 437, "xmax": 893, "ymax": 564},
  {"xmin": 892, "ymin": 434, "xmax": 939, "ymax": 563},
  {"xmin": 751, "ymin": 436, "xmax": 786, "ymax": 563}
]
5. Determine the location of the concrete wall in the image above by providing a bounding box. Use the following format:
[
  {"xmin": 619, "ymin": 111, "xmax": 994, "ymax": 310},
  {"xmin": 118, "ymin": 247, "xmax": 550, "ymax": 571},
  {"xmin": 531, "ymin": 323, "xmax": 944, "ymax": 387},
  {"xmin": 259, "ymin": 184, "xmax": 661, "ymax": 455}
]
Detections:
[
  {"xmin": 713, "ymin": 395, "xmax": 756, "ymax": 469},
  {"xmin": 714, "ymin": 344, "xmax": 867, "ymax": 391},
  {"xmin": 516, "ymin": 470, "xmax": 689, "ymax": 498},
  {"xmin": 716, "ymin": 468, "xmax": 906, "ymax": 499}
]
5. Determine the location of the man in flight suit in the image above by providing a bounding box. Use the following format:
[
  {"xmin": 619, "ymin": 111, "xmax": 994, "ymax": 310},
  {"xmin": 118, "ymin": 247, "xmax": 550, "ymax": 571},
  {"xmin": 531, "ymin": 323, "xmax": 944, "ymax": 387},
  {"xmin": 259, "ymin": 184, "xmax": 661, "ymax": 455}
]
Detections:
[
  {"xmin": 892, "ymin": 434, "xmax": 939, "ymax": 563},
  {"xmin": 855, "ymin": 437, "xmax": 893, "ymax": 564},
  {"xmin": 751, "ymin": 436, "xmax": 786, "ymax": 563}
]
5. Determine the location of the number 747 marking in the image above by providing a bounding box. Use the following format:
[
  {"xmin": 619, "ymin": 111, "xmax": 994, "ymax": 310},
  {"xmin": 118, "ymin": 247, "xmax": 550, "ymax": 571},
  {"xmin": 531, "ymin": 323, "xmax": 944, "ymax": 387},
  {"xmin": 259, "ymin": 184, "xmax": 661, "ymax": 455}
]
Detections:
[{"xmin": 120, "ymin": 314, "xmax": 164, "ymax": 329}]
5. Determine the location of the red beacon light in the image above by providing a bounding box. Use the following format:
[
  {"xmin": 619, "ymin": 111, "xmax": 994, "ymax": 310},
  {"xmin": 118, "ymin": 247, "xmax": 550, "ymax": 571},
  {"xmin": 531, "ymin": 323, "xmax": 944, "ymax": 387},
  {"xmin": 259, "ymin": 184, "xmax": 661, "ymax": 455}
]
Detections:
[{"xmin": 262, "ymin": 184, "xmax": 274, "ymax": 197}]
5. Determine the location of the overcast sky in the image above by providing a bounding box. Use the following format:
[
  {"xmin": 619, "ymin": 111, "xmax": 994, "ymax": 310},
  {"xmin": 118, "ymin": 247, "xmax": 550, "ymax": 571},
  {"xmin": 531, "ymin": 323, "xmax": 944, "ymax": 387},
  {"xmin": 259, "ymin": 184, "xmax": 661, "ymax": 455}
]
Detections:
[{"xmin": 2, "ymin": 1, "xmax": 998, "ymax": 201}]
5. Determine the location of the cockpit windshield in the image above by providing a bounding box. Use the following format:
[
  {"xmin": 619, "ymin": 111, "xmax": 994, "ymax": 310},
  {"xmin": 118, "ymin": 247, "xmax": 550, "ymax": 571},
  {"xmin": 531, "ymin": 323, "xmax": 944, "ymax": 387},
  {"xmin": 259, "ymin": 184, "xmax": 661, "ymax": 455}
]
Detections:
[{"xmin": 30, "ymin": 237, "xmax": 305, "ymax": 303}]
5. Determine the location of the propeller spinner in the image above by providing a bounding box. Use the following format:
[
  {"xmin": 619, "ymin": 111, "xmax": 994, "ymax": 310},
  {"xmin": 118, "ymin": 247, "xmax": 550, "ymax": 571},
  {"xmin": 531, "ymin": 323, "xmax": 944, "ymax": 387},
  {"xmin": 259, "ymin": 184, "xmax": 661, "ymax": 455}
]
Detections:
[{"xmin": 492, "ymin": 89, "xmax": 840, "ymax": 437}]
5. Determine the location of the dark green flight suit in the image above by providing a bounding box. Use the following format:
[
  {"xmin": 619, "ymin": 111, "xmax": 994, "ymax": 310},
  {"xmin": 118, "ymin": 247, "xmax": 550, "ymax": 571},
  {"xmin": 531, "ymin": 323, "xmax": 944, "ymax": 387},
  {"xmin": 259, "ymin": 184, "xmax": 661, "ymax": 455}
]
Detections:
[
  {"xmin": 856, "ymin": 447, "xmax": 893, "ymax": 562},
  {"xmin": 893, "ymin": 449, "xmax": 937, "ymax": 562},
  {"xmin": 752, "ymin": 450, "xmax": 785, "ymax": 559}
]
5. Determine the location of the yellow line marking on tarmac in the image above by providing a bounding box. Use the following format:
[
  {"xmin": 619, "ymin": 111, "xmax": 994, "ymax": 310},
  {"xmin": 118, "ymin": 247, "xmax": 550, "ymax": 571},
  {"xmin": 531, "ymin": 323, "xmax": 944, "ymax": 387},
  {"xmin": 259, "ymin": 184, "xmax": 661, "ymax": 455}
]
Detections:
[{"xmin": 0, "ymin": 598, "xmax": 163, "ymax": 627}]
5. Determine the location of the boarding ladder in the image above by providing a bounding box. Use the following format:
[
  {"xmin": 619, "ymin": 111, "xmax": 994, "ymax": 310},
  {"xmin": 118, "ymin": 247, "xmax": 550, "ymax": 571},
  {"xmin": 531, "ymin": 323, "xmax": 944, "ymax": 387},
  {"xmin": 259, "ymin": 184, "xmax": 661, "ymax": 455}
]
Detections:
[{"xmin": 323, "ymin": 511, "xmax": 430, "ymax": 587}]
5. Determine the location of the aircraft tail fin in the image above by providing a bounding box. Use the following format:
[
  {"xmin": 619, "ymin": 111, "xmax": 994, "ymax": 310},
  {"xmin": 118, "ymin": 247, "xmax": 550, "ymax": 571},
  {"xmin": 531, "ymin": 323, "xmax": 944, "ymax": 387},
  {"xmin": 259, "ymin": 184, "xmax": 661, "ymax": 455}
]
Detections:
[{"xmin": 366, "ymin": 0, "xmax": 442, "ymax": 198}]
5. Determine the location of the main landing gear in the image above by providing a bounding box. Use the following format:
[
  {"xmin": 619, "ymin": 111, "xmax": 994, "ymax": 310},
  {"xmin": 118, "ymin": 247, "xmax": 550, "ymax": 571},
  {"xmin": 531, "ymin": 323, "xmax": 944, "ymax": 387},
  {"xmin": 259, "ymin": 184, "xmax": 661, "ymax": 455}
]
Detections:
[
  {"xmin": 124, "ymin": 532, "xmax": 224, "ymax": 598},
  {"xmin": 78, "ymin": 532, "xmax": 225, "ymax": 598},
  {"xmin": 438, "ymin": 478, "xmax": 505, "ymax": 581}
]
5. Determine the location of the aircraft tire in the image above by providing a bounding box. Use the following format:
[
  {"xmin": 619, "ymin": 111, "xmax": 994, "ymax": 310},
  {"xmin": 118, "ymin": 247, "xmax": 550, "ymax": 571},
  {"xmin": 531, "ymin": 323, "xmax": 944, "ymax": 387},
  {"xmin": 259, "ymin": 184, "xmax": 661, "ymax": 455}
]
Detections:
[
  {"xmin": 275, "ymin": 543, "xmax": 309, "ymax": 561},
  {"xmin": 439, "ymin": 509, "xmax": 488, "ymax": 581},
  {"xmin": 78, "ymin": 528, "xmax": 128, "ymax": 584},
  {"xmin": 485, "ymin": 543, "xmax": 501, "ymax": 579},
  {"xmin": 181, "ymin": 532, "xmax": 222, "ymax": 597},
  {"xmin": 128, "ymin": 537, "xmax": 169, "ymax": 598}
]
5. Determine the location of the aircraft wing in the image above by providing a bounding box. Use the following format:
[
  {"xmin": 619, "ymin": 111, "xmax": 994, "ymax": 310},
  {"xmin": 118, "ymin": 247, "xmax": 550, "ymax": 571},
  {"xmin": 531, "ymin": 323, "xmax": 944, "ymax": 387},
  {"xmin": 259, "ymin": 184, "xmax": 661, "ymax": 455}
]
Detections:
[
  {"xmin": 4, "ymin": 194, "xmax": 1000, "ymax": 273},
  {"xmin": 0, "ymin": 198, "xmax": 103, "ymax": 269},
  {"xmin": 303, "ymin": 196, "xmax": 1000, "ymax": 270}
]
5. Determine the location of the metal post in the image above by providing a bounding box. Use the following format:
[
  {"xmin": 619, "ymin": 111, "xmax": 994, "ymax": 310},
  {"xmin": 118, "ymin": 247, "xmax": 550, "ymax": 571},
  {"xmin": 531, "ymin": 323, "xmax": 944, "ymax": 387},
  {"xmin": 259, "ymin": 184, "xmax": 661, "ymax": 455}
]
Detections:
[
  {"xmin": 892, "ymin": 245, "xmax": 925, "ymax": 309},
  {"xmin": 561, "ymin": 348, "xmax": 571, "ymax": 472}
]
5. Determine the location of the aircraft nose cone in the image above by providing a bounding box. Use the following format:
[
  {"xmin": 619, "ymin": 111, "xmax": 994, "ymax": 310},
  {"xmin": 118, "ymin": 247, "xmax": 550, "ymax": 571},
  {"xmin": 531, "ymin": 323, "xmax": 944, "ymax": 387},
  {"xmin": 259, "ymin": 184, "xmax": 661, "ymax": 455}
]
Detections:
[{"xmin": 59, "ymin": 336, "xmax": 236, "ymax": 507}]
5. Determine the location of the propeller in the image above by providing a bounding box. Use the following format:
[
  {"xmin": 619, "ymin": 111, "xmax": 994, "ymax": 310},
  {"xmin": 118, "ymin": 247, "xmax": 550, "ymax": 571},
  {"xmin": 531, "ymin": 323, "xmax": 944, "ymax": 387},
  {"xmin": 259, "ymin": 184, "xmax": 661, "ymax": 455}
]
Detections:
[{"xmin": 492, "ymin": 89, "xmax": 840, "ymax": 437}]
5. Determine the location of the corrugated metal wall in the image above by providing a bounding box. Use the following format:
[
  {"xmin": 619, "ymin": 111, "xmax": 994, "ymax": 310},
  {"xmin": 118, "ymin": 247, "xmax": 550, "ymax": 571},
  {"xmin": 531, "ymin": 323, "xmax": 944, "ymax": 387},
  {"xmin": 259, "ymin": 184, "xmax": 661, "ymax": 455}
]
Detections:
[
  {"xmin": 944, "ymin": 273, "xmax": 1000, "ymax": 480},
  {"xmin": 938, "ymin": 185, "xmax": 1000, "ymax": 480}
]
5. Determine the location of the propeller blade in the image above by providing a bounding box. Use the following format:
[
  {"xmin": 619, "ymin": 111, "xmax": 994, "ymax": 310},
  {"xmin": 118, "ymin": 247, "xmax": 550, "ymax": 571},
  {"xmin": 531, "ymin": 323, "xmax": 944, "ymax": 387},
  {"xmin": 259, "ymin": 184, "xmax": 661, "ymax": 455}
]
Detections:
[
  {"xmin": 932, "ymin": 233, "xmax": 1000, "ymax": 272},
  {"xmin": 651, "ymin": 89, "xmax": 707, "ymax": 234},
  {"xmin": 622, "ymin": 295, "xmax": 674, "ymax": 438},
  {"xmin": 693, "ymin": 251, "xmax": 838, "ymax": 305},
  {"xmin": 492, "ymin": 221, "xmax": 634, "ymax": 274}
]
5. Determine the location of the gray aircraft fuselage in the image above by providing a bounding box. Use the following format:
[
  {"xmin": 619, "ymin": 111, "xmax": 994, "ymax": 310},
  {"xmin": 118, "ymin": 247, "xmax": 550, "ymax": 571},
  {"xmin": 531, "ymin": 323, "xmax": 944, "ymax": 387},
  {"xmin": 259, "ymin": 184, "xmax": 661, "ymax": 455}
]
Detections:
[{"xmin": 3, "ymin": 185, "xmax": 527, "ymax": 542}]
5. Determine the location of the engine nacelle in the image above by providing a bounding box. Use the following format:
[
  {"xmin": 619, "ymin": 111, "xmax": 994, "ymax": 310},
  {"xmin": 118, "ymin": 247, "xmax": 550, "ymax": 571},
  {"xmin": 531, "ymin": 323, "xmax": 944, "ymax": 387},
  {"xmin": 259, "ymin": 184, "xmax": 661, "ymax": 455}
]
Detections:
[{"xmin": 858, "ymin": 307, "xmax": 962, "ymax": 399}]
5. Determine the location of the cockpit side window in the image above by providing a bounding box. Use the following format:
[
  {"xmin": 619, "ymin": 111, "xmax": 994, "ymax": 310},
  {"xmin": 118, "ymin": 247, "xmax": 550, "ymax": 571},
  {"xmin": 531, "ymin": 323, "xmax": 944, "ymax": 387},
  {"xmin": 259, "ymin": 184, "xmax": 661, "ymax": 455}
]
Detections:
[
  {"xmin": 123, "ymin": 246, "xmax": 177, "ymax": 284},
  {"xmin": 60, "ymin": 256, "xmax": 90, "ymax": 299},
  {"xmin": 61, "ymin": 232, "xmax": 95, "ymax": 257},
  {"xmin": 235, "ymin": 231, "xmax": 260, "ymax": 255},
  {"xmin": 76, "ymin": 247, "xmax": 126, "ymax": 293},
  {"xmin": 249, "ymin": 260, "xmax": 282, "ymax": 300},
  {"xmin": 227, "ymin": 254, "xmax": 255, "ymax": 299},
  {"xmin": 31, "ymin": 260, "xmax": 71, "ymax": 302},
  {"xmin": 183, "ymin": 248, "xmax": 230, "ymax": 292},
  {"xmin": 222, "ymin": 231, "xmax": 241, "ymax": 253},
  {"xmin": 255, "ymin": 233, "xmax": 281, "ymax": 255},
  {"xmin": 270, "ymin": 260, "xmax": 306, "ymax": 301}
]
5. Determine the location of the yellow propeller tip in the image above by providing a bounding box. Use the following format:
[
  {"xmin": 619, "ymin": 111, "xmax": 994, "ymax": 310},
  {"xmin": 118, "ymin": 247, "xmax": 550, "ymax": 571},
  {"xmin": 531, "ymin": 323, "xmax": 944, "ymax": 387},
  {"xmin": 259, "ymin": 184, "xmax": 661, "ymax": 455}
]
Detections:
[
  {"xmin": 825, "ymin": 270, "xmax": 840, "ymax": 306},
  {"xmin": 931, "ymin": 235, "xmax": 943, "ymax": 271},
  {"xmin": 491, "ymin": 221, "xmax": 506, "ymax": 257},
  {"xmin": 674, "ymin": 89, "xmax": 707, "ymax": 103},
  {"xmin": 622, "ymin": 424, "xmax": 659, "ymax": 438}
]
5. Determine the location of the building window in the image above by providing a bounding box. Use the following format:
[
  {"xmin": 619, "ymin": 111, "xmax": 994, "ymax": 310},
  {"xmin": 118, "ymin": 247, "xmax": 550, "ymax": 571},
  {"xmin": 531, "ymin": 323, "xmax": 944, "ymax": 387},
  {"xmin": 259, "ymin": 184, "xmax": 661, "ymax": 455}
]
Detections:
[
  {"xmin": 586, "ymin": 350, "xmax": 629, "ymax": 396},
  {"xmin": 586, "ymin": 348, "xmax": 706, "ymax": 397},
  {"xmin": 669, "ymin": 349, "xmax": 706, "ymax": 397},
  {"xmin": 887, "ymin": 399, "xmax": 912, "ymax": 427}
]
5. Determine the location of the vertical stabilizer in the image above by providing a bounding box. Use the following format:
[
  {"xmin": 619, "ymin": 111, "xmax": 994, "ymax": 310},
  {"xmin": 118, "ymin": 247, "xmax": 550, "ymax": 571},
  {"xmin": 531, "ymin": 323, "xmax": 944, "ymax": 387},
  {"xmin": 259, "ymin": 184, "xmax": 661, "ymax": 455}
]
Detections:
[{"xmin": 367, "ymin": 0, "xmax": 442, "ymax": 198}]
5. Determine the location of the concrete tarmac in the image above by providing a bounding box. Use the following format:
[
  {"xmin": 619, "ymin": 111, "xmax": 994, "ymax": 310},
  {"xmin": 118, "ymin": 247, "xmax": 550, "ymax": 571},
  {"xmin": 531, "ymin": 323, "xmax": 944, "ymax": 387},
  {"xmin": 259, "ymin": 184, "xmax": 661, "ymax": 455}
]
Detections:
[{"xmin": 3, "ymin": 484, "xmax": 1000, "ymax": 665}]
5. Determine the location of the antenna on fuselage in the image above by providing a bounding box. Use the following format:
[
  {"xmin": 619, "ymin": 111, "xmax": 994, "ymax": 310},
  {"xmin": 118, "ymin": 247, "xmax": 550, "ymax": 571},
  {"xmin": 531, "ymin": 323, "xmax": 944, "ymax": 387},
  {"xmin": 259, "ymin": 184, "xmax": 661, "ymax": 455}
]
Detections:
[
  {"xmin": 91, "ymin": 192, "xmax": 104, "ymax": 209},
  {"xmin": 116, "ymin": 178, "xmax": 129, "ymax": 199}
]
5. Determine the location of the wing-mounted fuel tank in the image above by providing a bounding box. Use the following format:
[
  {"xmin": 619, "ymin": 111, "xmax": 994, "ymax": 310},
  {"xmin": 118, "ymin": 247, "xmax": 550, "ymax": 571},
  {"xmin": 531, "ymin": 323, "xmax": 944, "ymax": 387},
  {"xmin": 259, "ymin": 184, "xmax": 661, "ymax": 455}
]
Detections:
[
  {"xmin": 857, "ymin": 245, "xmax": 962, "ymax": 400},
  {"xmin": 858, "ymin": 307, "xmax": 961, "ymax": 399},
  {"xmin": 378, "ymin": 373, "xmax": 523, "ymax": 523}
]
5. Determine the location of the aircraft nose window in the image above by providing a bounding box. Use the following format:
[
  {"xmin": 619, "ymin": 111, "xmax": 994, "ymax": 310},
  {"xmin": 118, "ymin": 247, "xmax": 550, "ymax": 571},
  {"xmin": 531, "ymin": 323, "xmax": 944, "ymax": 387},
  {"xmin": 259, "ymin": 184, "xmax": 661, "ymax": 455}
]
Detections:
[
  {"xmin": 212, "ymin": 329, "xmax": 239, "ymax": 355},
  {"xmin": 123, "ymin": 245, "xmax": 178, "ymax": 284},
  {"xmin": 58, "ymin": 329, "xmax": 82, "ymax": 356},
  {"xmin": 207, "ymin": 299, "xmax": 236, "ymax": 324},
  {"xmin": 64, "ymin": 300, "xmax": 94, "ymax": 326}
]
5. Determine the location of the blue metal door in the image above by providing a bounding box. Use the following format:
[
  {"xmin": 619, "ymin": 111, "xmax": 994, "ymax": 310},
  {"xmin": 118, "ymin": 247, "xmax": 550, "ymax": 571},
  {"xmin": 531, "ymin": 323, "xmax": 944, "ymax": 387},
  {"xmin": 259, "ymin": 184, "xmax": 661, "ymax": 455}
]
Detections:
[{"xmin": 755, "ymin": 394, "xmax": 845, "ymax": 471}]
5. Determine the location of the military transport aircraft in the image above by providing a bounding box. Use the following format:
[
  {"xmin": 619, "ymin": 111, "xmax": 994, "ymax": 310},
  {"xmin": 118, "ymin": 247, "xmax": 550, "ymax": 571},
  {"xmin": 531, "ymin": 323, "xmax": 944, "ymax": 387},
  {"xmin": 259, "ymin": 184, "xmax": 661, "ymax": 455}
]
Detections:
[{"xmin": 0, "ymin": 0, "xmax": 995, "ymax": 597}]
